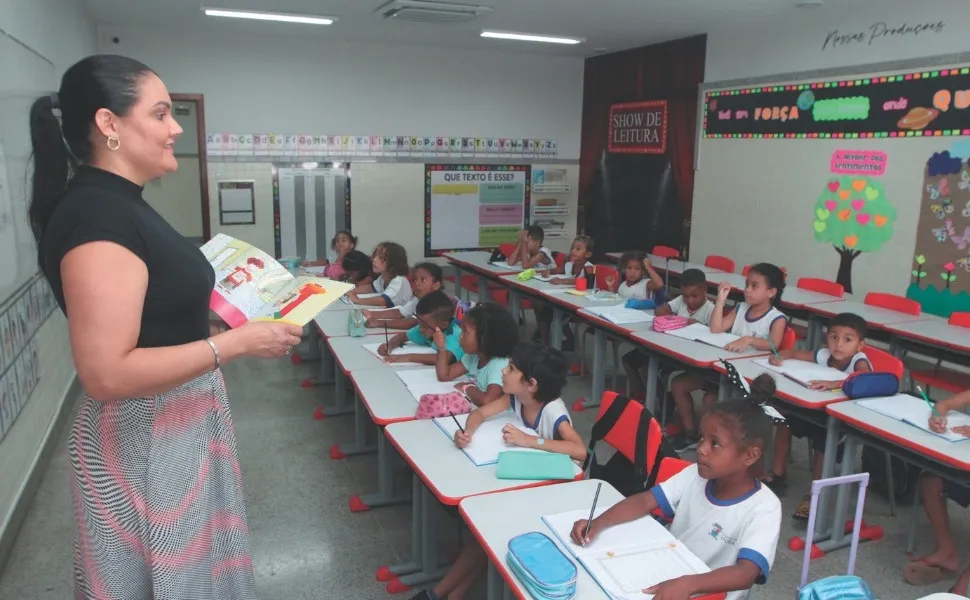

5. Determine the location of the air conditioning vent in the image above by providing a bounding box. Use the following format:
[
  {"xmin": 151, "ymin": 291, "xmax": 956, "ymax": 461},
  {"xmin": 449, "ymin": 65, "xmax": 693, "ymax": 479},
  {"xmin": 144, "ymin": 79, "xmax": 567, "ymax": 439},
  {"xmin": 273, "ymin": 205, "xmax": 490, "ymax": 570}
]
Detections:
[{"xmin": 374, "ymin": 0, "xmax": 492, "ymax": 24}]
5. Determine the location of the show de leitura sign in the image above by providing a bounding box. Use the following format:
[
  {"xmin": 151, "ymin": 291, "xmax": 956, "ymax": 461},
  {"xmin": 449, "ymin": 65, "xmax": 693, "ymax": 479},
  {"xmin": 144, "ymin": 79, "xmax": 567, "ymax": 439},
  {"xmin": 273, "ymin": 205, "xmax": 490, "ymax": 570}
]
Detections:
[
  {"xmin": 608, "ymin": 100, "xmax": 668, "ymax": 154},
  {"xmin": 704, "ymin": 65, "xmax": 970, "ymax": 139}
]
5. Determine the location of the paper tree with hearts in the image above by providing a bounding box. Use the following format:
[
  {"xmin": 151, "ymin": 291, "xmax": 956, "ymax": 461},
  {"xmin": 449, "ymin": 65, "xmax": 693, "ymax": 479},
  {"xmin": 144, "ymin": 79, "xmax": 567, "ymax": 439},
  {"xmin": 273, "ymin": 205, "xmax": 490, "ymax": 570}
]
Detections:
[{"xmin": 813, "ymin": 176, "xmax": 896, "ymax": 293}]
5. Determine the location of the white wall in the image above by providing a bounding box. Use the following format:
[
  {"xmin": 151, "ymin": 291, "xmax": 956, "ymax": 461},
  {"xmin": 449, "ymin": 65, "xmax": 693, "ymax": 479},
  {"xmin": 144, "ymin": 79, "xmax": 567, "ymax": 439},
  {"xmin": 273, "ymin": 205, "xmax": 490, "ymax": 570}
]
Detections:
[
  {"xmin": 706, "ymin": 3, "xmax": 970, "ymax": 82},
  {"xmin": 144, "ymin": 157, "xmax": 204, "ymax": 239},
  {"xmin": 98, "ymin": 27, "xmax": 585, "ymax": 160},
  {"xmin": 0, "ymin": 0, "xmax": 94, "ymax": 560}
]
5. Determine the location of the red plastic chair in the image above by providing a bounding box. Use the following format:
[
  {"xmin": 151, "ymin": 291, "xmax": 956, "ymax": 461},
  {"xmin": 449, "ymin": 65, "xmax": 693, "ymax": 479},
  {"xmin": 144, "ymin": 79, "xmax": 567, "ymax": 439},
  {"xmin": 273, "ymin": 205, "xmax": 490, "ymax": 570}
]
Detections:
[
  {"xmin": 498, "ymin": 242, "xmax": 516, "ymax": 258},
  {"xmin": 595, "ymin": 392, "xmax": 665, "ymax": 474},
  {"xmin": 594, "ymin": 265, "xmax": 620, "ymax": 290},
  {"xmin": 796, "ymin": 277, "xmax": 844, "ymax": 299},
  {"xmin": 652, "ymin": 245, "xmax": 680, "ymax": 260},
  {"xmin": 779, "ymin": 327, "xmax": 797, "ymax": 352},
  {"xmin": 864, "ymin": 292, "xmax": 921, "ymax": 316},
  {"xmin": 704, "ymin": 255, "xmax": 736, "ymax": 273},
  {"xmin": 863, "ymin": 346, "xmax": 904, "ymax": 379},
  {"xmin": 910, "ymin": 312, "xmax": 970, "ymax": 393},
  {"xmin": 655, "ymin": 456, "xmax": 692, "ymax": 485},
  {"xmin": 554, "ymin": 251, "xmax": 567, "ymax": 272}
]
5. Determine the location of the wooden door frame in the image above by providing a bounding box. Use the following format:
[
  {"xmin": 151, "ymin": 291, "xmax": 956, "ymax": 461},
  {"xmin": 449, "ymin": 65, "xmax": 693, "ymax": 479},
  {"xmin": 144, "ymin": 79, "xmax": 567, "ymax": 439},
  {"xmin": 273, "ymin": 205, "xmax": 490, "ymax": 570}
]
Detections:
[{"xmin": 171, "ymin": 93, "xmax": 211, "ymax": 241}]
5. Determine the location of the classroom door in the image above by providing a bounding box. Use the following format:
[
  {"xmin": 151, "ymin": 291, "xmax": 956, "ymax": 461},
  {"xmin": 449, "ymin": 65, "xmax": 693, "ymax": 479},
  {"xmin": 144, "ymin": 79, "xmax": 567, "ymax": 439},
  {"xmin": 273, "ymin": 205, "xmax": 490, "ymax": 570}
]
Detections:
[{"xmin": 141, "ymin": 94, "xmax": 211, "ymax": 245}]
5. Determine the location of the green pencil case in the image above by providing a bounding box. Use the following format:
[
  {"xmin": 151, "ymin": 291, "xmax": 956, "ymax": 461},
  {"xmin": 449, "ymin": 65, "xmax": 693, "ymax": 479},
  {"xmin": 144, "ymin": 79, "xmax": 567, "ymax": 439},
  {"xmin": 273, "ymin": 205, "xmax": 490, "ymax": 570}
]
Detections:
[{"xmin": 496, "ymin": 451, "xmax": 574, "ymax": 481}]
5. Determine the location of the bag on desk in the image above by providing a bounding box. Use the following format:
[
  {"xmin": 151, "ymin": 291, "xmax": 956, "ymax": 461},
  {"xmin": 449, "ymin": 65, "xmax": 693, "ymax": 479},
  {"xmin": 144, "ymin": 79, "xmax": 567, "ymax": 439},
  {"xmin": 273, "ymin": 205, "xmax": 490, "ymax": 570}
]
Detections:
[
  {"xmin": 414, "ymin": 392, "xmax": 473, "ymax": 420},
  {"xmin": 797, "ymin": 575, "xmax": 875, "ymax": 600},
  {"xmin": 506, "ymin": 532, "xmax": 577, "ymax": 600},
  {"xmin": 347, "ymin": 309, "xmax": 366, "ymax": 337},
  {"xmin": 652, "ymin": 315, "xmax": 690, "ymax": 332},
  {"xmin": 841, "ymin": 372, "xmax": 899, "ymax": 398}
]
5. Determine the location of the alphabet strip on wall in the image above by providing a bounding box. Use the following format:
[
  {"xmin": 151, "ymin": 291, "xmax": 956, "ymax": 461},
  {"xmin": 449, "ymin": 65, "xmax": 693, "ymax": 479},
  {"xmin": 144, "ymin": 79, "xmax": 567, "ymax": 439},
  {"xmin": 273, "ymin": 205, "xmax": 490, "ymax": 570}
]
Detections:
[
  {"xmin": 205, "ymin": 134, "xmax": 559, "ymax": 159},
  {"xmin": 0, "ymin": 277, "xmax": 56, "ymax": 442}
]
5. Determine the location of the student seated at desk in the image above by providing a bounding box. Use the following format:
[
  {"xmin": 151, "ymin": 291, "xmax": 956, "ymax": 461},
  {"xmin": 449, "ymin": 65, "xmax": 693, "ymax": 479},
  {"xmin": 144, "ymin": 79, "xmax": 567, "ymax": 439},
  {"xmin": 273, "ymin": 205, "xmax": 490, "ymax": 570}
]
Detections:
[
  {"xmin": 616, "ymin": 250, "xmax": 663, "ymax": 300},
  {"xmin": 378, "ymin": 292, "xmax": 462, "ymax": 366},
  {"xmin": 571, "ymin": 375, "xmax": 783, "ymax": 600},
  {"xmin": 339, "ymin": 249, "xmax": 373, "ymax": 286},
  {"xmin": 409, "ymin": 343, "xmax": 586, "ymax": 600},
  {"xmin": 436, "ymin": 303, "xmax": 519, "ymax": 407},
  {"xmin": 348, "ymin": 241, "xmax": 413, "ymax": 307},
  {"xmin": 764, "ymin": 312, "xmax": 871, "ymax": 519},
  {"xmin": 903, "ymin": 388, "xmax": 970, "ymax": 594},
  {"xmin": 670, "ymin": 263, "xmax": 788, "ymax": 453},
  {"xmin": 364, "ymin": 262, "xmax": 443, "ymax": 329},
  {"xmin": 507, "ymin": 224, "xmax": 554, "ymax": 269},
  {"xmin": 534, "ymin": 235, "xmax": 594, "ymax": 348},
  {"xmin": 623, "ymin": 268, "xmax": 714, "ymax": 402},
  {"xmin": 303, "ymin": 229, "xmax": 357, "ymax": 280}
]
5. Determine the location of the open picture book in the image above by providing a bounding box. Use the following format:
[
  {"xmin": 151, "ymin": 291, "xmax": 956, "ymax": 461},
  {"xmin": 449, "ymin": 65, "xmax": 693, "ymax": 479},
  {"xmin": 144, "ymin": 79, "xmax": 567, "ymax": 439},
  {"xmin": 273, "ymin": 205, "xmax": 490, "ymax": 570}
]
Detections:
[
  {"xmin": 201, "ymin": 234, "xmax": 353, "ymax": 328},
  {"xmin": 858, "ymin": 395, "xmax": 970, "ymax": 442},
  {"xmin": 664, "ymin": 322, "xmax": 739, "ymax": 348},
  {"xmin": 752, "ymin": 358, "xmax": 849, "ymax": 388},
  {"xmin": 542, "ymin": 508, "xmax": 710, "ymax": 600},
  {"xmin": 434, "ymin": 411, "xmax": 540, "ymax": 466}
]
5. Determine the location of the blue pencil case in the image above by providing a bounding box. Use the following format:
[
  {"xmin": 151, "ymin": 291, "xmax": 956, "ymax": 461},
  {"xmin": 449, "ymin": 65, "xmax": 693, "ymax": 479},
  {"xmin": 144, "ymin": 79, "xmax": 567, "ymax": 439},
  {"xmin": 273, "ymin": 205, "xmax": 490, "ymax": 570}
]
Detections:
[
  {"xmin": 798, "ymin": 575, "xmax": 875, "ymax": 600},
  {"xmin": 506, "ymin": 532, "xmax": 577, "ymax": 599}
]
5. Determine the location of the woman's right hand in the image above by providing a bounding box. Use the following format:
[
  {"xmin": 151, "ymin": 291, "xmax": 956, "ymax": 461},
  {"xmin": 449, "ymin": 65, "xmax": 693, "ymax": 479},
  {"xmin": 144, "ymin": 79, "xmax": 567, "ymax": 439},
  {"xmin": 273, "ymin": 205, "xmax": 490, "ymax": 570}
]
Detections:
[
  {"xmin": 235, "ymin": 321, "xmax": 303, "ymax": 358},
  {"xmin": 570, "ymin": 518, "xmax": 603, "ymax": 546}
]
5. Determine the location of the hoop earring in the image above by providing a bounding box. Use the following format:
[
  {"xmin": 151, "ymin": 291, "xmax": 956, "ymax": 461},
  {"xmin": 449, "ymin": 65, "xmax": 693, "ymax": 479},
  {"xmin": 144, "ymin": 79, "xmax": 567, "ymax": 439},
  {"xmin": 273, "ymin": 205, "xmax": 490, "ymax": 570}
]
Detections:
[{"xmin": 106, "ymin": 135, "xmax": 121, "ymax": 151}]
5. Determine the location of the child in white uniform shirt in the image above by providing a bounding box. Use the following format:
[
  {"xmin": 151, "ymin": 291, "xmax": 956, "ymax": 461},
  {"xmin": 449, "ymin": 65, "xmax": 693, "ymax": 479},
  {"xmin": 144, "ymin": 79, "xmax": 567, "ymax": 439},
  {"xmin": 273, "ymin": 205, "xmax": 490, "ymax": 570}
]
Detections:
[
  {"xmin": 571, "ymin": 374, "xmax": 782, "ymax": 600},
  {"xmin": 409, "ymin": 342, "xmax": 585, "ymax": 600},
  {"xmin": 348, "ymin": 241, "xmax": 413, "ymax": 308},
  {"xmin": 507, "ymin": 224, "xmax": 555, "ymax": 269},
  {"xmin": 615, "ymin": 249, "xmax": 664, "ymax": 300},
  {"xmin": 535, "ymin": 235, "xmax": 595, "ymax": 347},
  {"xmin": 363, "ymin": 262, "xmax": 444, "ymax": 330}
]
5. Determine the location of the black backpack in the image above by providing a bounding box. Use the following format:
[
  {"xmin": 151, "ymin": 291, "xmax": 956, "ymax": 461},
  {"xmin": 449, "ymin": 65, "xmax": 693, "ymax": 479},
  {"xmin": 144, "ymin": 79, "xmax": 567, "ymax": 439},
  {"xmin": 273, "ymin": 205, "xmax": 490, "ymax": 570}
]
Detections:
[{"xmin": 582, "ymin": 394, "xmax": 678, "ymax": 497}]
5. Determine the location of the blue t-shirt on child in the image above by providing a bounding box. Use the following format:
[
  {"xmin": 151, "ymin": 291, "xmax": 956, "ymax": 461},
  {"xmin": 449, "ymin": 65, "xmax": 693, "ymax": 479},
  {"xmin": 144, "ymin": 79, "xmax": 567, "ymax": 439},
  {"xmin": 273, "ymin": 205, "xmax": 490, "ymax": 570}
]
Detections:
[
  {"xmin": 406, "ymin": 319, "xmax": 464, "ymax": 361},
  {"xmin": 460, "ymin": 354, "xmax": 509, "ymax": 391}
]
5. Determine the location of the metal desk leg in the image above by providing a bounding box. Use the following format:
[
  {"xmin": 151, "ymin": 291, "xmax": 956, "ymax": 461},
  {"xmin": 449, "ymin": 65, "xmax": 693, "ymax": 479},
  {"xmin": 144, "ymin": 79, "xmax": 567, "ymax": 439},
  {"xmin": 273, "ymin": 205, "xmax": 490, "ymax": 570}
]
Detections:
[
  {"xmin": 323, "ymin": 369, "xmax": 354, "ymax": 417},
  {"xmin": 807, "ymin": 316, "xmax": 823, "ymax": 350},
  {"xmin": 816, "ymin": 435, "xmax": 861, "ymax": 553},
  {"xmin": 383, "ymin": 475, "xmax": 424, "ymax": 581},
  {"xmin": 336, "ymin": 390, "xmax": 377, "ymax": 456},
  {"xmin": 645, "ymin": 354, "xmax": 660, "ymax": 413},
  {"xmin": 502, "ymin": 586, "xmax": 512, "ymax": 600},
  {"xmin": 397, "ymin": 484, "xmax": 451, "ymax": 587},
  {"xmin": 356, "ymin": 427, "xmax": 411, "ymax": 509},
  {"xmin": 717, "ymin": 375, "xmax": 728, "ymax": 403},
  {"xmin": 477, "ymin": 275, "xmax": 489, "ymax": 305},
  {"xmin": 812, "ymin": 415, "xmax": 841, "ymax": 542},
  {"xmin": 486, "ymin": 563, "xmax": 504, "ymax": 600},
  {"xmin": 551, "ymin": 308, "xmax": 564, "ymax": 350},
  {"xmin": 303, "ymin": 337, "xmax": 334, "ymax": 388},
  {"xmin": 454, "ymin": 266, "xmax": 464, "ymax": 298},
  {"xmin": 509, "ymin": 289, "xmax": 521, "ymax": 328},
  {"xmin": 582, "ymin": 328, "xmax": 607, "ymax": 408},
  {"xmin": 294, "ymin": 324, "xmax": 321, "ymax": 362}
]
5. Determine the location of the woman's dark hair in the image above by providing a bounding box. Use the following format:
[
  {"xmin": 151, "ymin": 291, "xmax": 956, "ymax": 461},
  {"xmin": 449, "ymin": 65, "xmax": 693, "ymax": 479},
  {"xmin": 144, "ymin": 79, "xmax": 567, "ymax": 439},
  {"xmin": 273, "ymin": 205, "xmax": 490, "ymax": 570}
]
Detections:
[
  {"xmin": 330, "ymin": 230, "xmax": 358, "ymax": 250},
  {"xmin": 618, "ymin": 250, "xmax": 646, "ymax": 282},
  {"xmin": 706, "ymin": 374, "xmax": 776, "ymax": 450},
  {"xmin": 747, "ymin": 262, "xmax": 786, "ymax": 308},
  {"xmin": 463, "ymin": 303, "xmax": 519, "ymax": 359},
  {"xmin": 373, "ymin": 242, "xmax": 410, "ymax": 278},
  {"xmin": 509, "ymin": 342, "xmax": 567, "ymax": 404},
  {"xmin": 412, "ymin": 262, "xmax": 443, "ymax": 283},
  {"xmin": 341, "ymin": 250, "xmax": 372, "ymax": 283},
  {"xmin": 29, "ymin": 55, "xmax": 155, "ymax": 251}
]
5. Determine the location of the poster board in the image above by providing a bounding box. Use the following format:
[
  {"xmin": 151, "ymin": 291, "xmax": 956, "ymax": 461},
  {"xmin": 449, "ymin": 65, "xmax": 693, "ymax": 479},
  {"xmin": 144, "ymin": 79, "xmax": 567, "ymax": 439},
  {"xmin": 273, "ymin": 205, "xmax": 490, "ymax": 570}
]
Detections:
[{"xmin": 424, "ymin": 164, "xmax": 531, "ymax": 256}]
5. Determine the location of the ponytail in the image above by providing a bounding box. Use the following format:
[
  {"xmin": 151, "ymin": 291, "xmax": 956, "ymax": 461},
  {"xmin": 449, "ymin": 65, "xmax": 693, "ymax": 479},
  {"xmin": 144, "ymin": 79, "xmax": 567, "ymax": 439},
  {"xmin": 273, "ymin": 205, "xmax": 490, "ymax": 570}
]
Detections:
[{"xmin": 28, "ymin": 94, "xmax": 76, "ymax": 251}]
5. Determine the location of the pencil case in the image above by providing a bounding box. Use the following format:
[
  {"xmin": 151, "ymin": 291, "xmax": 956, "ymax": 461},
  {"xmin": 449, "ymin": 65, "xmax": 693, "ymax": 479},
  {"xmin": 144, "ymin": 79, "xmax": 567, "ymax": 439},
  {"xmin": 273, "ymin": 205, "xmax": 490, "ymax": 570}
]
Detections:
[
  {"xmin": 518, "ymin": 268, "xmax": 536, "ymax": 281},
  {"xmin": 414, "ymin": 392, "xmax": 473, "ymax": 420},
  {"xmin": 506, "ymin": 532, "xmax": 577, "ymax": 599},
  {"xmin": 797, "ymin": 575, "xmax": 875, "ymax": 600},
  {"xmin": 347, "ymin": 309, "xmax": 366, "ymax": 337},
  {"xmin": 841, "ymin": 372, "xmax": 899, "ymax": 399},
  {"xmin": 624, "ymin": 298, "xmax": 656, "ymax": 310},
  {"xmin": 653, "ymin": 315, "xmax": 690, "ymax": 332},
  {"xmin": 496, "ymin": 451, "xmax": 575, "ymax": 481}
]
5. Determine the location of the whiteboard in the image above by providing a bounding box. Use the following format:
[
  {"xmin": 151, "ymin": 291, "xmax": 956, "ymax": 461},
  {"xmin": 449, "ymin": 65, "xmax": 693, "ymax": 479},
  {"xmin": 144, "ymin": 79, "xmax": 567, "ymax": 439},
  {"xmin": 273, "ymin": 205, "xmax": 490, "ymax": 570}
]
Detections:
[{"xmin": 0, "ymin": 31, "xmax": 56, "ymax": 308}]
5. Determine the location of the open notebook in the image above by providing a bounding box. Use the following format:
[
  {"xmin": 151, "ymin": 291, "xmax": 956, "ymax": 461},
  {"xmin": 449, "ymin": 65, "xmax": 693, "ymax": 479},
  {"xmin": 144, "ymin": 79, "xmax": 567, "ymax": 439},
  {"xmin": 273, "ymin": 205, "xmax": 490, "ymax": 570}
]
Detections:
[
  {"xmin": 664, "ymin": 322, "xmax": 739, "ymax": 348},
  {"xmin": 543, "ymin": 509, "xmax": 709, "ymax": 600},
  {"xmin": 362, "ymin": 343, "xmax": 437, "ymax": 368},
  {"xmin": 395, "ymin": 369, "xmax": 470, "ymax": 401},
  {"xmin": 487, "ymin": 261, "xmax": 524, "ymax": 272},
  {"xmin": 752, "ymin": 358, "xmax": 849, "ymax": 388},
  {"xmin": 584, "ymin": 305, "xmax": 654, "ymax": 325},
  {"xmin": 434, "ymin": 411, "xmax": 540, "ymax": 466},
  {"xmin": 858, "ymin": 395, "xmax": 970, "ymax": 442}
]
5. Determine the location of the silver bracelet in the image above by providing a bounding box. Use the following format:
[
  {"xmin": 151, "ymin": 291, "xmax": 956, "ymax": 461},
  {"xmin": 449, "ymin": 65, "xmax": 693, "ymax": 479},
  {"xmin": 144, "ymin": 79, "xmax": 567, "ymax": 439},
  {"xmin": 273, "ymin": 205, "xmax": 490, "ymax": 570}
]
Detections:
[{"xmin": 205, "ymin": 338, "xmax": 221, "ymax": 370}]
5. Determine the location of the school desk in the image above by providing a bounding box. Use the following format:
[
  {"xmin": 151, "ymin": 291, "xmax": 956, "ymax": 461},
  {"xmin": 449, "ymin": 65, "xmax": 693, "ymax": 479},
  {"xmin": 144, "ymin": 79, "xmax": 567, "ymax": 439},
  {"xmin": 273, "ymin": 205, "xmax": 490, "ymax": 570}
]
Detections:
[
  {"xmin": 804, "ymin": 298, "xmax": 928, "ymax": 334},
  {"xmin": 322, "ymin": 334, "xmax": 424, "ymax": 419},
  {"xmin": 824, "ymin": 398, "xmax": 970, "ymax": 555},
  {"xmin": 441, "ymin": 251, "xmax": 523, "ymax": 304},
  {"xmin": 300, "ymin": 301, "xmax": 364, "ymax": 389},
  {"xmin": 379, "ymin": 419, "xmax": 582, "ymax": 593},
  {"xmin": 882, "ymin": 317, "xmax": 970, "ymax": 365},
  {"xmin": 460, "ymin": 480, "xmax": 726, "ymax": 600},
  {"xmin": 777, "ymin": 288, "xmax": 848, "ymax": 349},
  {"xmin": 575, "ymin": 308, "xmax": 656, "ymax": 411},
  {"xmin": 713, "ymin": 357, "xmax": 850, "ymax": 545}
]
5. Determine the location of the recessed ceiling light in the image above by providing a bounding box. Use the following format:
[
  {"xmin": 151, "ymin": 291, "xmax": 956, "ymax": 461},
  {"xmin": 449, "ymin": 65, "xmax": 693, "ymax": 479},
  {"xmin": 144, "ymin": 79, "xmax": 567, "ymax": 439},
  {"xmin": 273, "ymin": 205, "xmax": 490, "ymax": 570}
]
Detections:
[
  {"xmin": 202, "ymin": 7, "xmax": 336, "ymax": 25},
  {"xmin": 795, "ymin": 0, "xmax": 823, "ymax": 7},
  {"xmin": 480, "ymin": 30, "xmax": 584, "ymax": 45}
]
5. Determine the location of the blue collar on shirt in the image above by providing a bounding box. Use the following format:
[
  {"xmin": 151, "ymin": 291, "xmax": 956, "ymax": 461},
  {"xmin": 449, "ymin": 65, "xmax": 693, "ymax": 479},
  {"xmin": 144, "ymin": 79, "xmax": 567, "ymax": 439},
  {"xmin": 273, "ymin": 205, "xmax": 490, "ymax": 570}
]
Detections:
[
  {"xmin": 511, "ymin": 394, "xmax": 546, "ymax": 430},
  {"xmin": 704, "ymin": 479, "xmax": 762, "ymax": 507}
]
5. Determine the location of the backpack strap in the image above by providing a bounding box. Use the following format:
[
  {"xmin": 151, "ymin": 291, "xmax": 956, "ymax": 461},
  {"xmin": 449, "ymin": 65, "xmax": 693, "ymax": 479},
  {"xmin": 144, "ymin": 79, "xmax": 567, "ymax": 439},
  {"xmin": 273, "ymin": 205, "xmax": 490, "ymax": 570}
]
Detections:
[
  {"xmin": 581, "ymin": 394, "xmax": 632, "ymax": 473},
  {"xmin": 631, "ymin": 408, "xmax": 651, "ymax": 491}
]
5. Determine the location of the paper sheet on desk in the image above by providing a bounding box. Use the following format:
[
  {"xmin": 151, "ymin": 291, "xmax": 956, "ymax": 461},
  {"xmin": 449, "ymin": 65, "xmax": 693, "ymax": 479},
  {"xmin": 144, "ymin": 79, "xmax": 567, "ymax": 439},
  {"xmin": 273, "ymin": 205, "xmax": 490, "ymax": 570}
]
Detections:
[
  {"xmin": 434, "ymin": 412, "xmax": 539, "ymax": 465},
  {"xmin": 488, "ymin": 261, "xmax": 523, "ymax": 272},
  {"xmin": 858, "ymin": 396, "xmax": 970, "ymax": 442},
  {"xmin": 395, "ymin": 369, "xmax": 470, "ymax": 400},
  {"xmin": 585, "ymin": 305, "xmax": 654, "ymax": 325},
  {"xmin": 542, "ymin": 509, "xmax": 708, "ymax": 600},
  {"xmin": 362, "ymin": 343, "xmax": 436, "ymax": 368},
  {"xmin": 752, "ymin": 358, "xmax": 848, "ymax": 388},
  {"xmin": 664, "ymin": 323, "xmax": 739, "ymax": 348}
]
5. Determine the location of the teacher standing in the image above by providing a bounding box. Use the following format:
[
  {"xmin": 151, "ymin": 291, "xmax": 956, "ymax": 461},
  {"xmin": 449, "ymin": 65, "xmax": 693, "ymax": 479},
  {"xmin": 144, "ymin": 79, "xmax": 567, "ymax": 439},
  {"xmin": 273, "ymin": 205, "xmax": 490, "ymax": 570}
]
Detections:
[{"xmin": 28, "ymin": 54, "xmax": 301, "ymax": 599}]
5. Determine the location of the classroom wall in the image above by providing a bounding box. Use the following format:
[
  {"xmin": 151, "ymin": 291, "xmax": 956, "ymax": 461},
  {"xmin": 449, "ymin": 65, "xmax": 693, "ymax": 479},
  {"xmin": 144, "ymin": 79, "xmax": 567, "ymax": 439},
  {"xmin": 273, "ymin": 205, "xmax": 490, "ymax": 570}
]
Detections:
[
  {"xmin": 0, "ymin": 0, "xmax": 93, "ymax": 564},
  {"xmin": 706, "ymin": 3, "xmax": 970, "ymax": 82},
  {"xmin": 207, "ymin": 161, "xmax": 580, "ymax": 262},
  {"xmin": 144, "ymin": 157, "xmax": 204, "ymax": 239},
  {"xmin": 97, "ymin": 27, "xmax": 585, "ymax": 160}
]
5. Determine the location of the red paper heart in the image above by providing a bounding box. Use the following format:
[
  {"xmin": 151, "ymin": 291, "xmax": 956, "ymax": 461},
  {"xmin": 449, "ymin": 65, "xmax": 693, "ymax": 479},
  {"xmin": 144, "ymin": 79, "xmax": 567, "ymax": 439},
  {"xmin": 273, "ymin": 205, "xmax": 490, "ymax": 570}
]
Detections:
[{"xmin": 827, "ymin": 181, "xmax": 839, "ymax": 193}]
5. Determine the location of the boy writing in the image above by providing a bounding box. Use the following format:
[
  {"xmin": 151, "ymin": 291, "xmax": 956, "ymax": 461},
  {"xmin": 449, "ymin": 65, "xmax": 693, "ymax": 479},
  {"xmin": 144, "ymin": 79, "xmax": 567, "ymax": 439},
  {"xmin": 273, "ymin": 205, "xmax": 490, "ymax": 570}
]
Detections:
[{"xmin": 377, "ymin": 291, "xmax": 462, "ymax": 366}]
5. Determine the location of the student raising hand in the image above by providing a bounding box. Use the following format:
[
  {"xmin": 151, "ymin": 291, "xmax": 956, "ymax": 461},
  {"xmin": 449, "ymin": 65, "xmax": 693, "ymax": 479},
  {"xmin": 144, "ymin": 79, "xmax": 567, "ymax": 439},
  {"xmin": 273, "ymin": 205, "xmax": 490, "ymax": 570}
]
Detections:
[{"xmin": 716, "ymin": 281, "xmax": 732, "ymax": 304}]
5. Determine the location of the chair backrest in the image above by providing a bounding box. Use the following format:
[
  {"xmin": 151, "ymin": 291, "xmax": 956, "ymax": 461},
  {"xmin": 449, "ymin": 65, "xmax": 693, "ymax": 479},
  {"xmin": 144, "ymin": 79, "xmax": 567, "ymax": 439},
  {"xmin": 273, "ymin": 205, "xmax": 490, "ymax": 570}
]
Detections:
[
  {"xmin": 864, "ymin": 292, "xmax": 921, "ymax": 316},
  {"xmin": 595, "ymin": 265, "xmax": 620, "ymax": 290},
  {"xmin": 652, "ymin": 245, "xmax": 680, "ymax": 260},
  {"xmin": 655, "ymin": 457, "xmax": 692, "ymax": 485},
  {"xmin": 862, "ymin": 346, "xmax": 904, "ymax": 379},
  {"xmin": 949, "ymin": 312, "xmax": 970, "ymax": 328},
  {"xmin": 553, "ymin": 251, "xmax": 566, "ymax": 271},
  {"xmin": 780, "ymin": 327, "xmax": 797, "ymax": 351},
  {"xmin": 596, "ymin": 392, "xmax": 664, "ymax": 475},
  {"xmin": 498, "ymin": 243, "xmax": 516, "ymax": 258},
  {"xmin": 704, "ymin": 255, "xmax": 736, "ymax": 273},
  {"xmin": 797, "ymin": 277, "xmax": 844, "ymax": 299}
]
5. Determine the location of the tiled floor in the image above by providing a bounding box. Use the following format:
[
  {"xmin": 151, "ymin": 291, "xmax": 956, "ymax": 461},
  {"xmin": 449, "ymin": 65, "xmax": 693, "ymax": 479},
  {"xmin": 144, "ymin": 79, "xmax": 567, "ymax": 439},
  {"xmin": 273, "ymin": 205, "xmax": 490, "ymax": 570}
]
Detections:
[{"xmin": 1, "ymin": 335, "xmax": 968, "ymax": 599}]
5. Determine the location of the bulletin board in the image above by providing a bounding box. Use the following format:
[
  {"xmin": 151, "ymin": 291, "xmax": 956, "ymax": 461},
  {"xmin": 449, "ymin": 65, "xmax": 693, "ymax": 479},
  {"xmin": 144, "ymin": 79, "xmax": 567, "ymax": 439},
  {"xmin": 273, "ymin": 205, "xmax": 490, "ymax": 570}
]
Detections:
[
  {"xmin": 425, "ymin": 164, "xmax": 531, "ymax": 256},
  {"xmin": 690, "ymin": 60, "xmax": 970, "ymax": 303}
]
